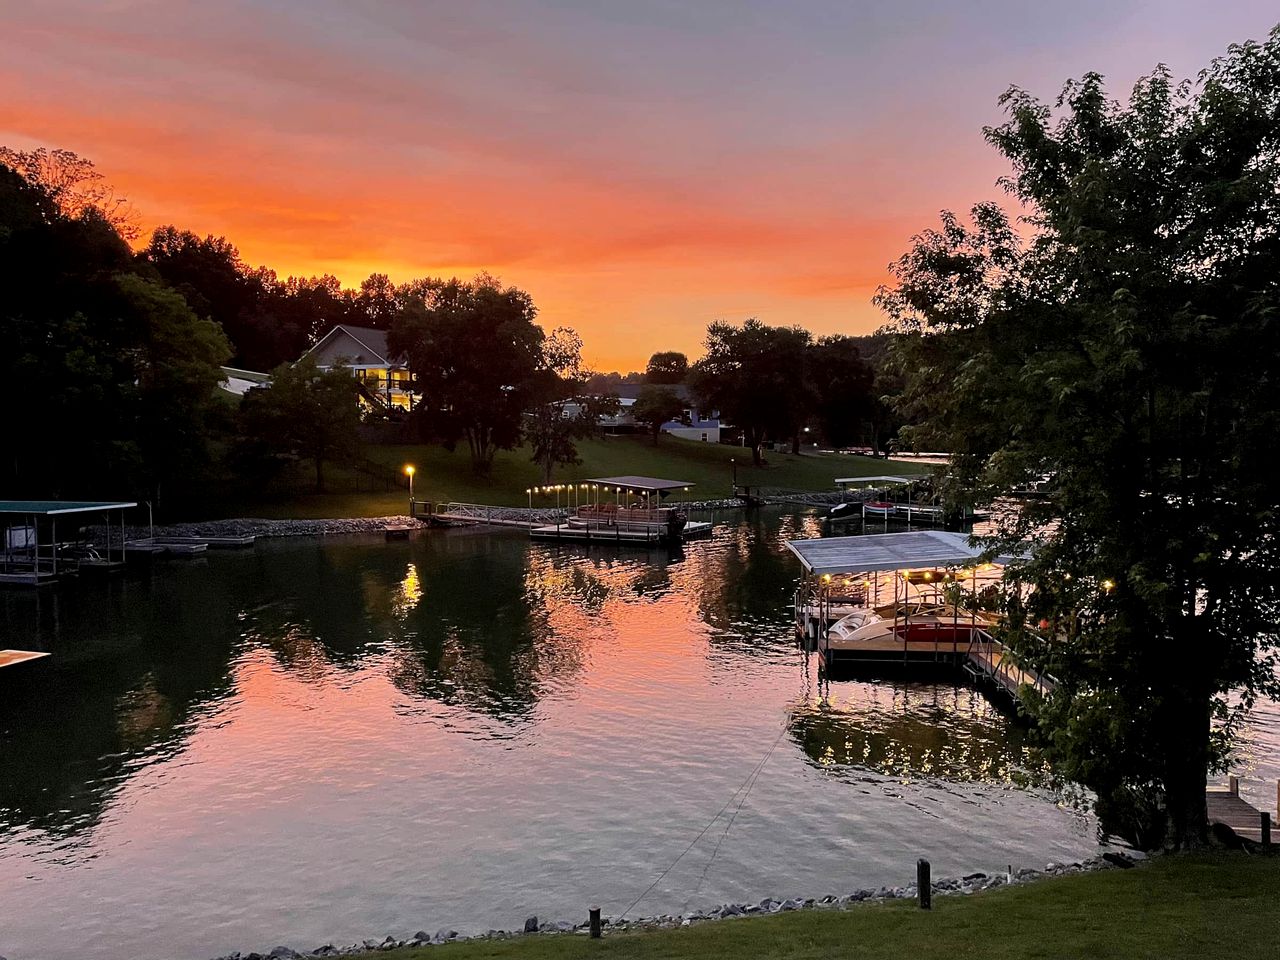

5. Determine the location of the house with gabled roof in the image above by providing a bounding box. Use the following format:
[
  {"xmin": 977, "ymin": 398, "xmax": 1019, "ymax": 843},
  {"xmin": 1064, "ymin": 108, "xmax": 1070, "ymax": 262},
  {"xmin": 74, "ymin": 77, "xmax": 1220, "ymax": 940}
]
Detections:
[{"xmin": 301, "ymin": 324, "xmax": 416, "ymax": 411}]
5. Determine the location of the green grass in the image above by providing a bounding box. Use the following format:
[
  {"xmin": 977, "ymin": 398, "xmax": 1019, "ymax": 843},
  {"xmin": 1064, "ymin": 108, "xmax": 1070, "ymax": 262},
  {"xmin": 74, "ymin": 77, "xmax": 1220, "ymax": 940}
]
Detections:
[
  {"xmin": 381, "ymin": 854, "xmax": 1279, "ymax": 960},
  {"xmin": 221, "ymin": 435, "xmax": 933, "ymax": 519}
]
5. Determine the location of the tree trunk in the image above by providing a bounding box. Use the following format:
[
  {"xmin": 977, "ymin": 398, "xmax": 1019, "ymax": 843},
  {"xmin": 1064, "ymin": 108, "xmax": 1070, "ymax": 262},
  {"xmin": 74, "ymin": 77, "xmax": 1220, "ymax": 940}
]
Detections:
[
  {"xmin": 791, "ymin": 433, "xmax": 801, "ymax": 455},
  {"xmin": 1163, "ymin": 688, "xmax": 1211, "ymax": 849}
]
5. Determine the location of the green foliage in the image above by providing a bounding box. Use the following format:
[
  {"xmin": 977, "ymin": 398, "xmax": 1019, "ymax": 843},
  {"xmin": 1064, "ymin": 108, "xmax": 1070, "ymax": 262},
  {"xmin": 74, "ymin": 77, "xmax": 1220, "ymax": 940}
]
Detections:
[
  {"xmin": 644, "ymin": 350, "xmax": 688, "ymax": 384},
  {"xmin": 0, "ymin": 161, "xmax": 228, "ymax": 505},
  {"xmin": 238, "ymin": 357, "xmax": 361, "ymax": 492},
  {"xmin": 878, "ymin": 29, "xmax": 1280, "ymax": 847},
  {"xmin": 632, "ymin": 385, "xmax": 686, "ymax": 444},
  {"xmin": 390, "ymin": 274, "xmax": 545, "ymax": 475},
  {"xmin": 115, "ymin": 274, "xmax": 232, "ymax": 500},
  {"xmin": 524, "ymin": 328, "xmax": 620, "ymax": 482},
  {"xmin": 689, "ymin": 319, "xmax": 812, "ymax": 464},
  {"xmin": 807, "ymin": 335, "xmax": 875, "ymax": 449}
]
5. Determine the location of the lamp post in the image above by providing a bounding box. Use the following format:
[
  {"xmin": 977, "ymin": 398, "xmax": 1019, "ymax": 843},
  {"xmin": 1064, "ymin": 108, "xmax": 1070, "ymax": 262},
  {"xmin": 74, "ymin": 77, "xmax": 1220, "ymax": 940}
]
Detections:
[
  {"xmin": 404, "ymin": 465, "xmax": 416, "ymax": 515},
  {"xmin": 730, "ymin": 457, "xmax": 737, "ymax": 494}
]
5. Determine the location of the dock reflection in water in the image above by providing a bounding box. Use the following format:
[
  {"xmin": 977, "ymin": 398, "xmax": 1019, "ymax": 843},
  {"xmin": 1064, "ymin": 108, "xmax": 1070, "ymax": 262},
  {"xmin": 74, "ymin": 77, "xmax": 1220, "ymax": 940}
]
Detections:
[{"xmin": 1, "ymin": 513, "xmax": 1097, "ymax": 960}]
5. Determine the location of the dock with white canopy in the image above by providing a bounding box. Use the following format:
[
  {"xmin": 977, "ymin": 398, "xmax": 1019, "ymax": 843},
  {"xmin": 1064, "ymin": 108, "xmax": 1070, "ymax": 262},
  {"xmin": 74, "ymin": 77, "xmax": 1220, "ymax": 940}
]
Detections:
[{"xmin": 786, "ymin": 530, "xmax": 1050, "ymax": 700}]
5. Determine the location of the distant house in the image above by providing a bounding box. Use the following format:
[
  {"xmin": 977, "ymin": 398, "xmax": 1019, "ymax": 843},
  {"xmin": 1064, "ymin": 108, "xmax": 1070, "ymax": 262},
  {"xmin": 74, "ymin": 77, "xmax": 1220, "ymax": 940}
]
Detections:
[
  {"xmin": 565, "ymin": 384, "xmax": 724, "ymax": 442},
  {"xmin": 301, "ymin": 325, "xmax": 416, "ymax": 411},
  {"xmin": 218, "ymin": 366, "xmax": 271, "ymax": 398}
]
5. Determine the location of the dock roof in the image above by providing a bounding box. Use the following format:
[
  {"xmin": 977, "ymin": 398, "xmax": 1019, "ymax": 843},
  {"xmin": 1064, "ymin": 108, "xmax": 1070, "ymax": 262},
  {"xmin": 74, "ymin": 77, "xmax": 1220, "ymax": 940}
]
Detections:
[
  {"xmin": 0, "ymin": 500, "xmax": 138, "ymax": 516},
  {"xmin": 586, "ymin": 476, "xmax": 693, "ymax": 492},
  {"xmin": 833, "ymin": 475, "xmax": 914, "ymax": 486},
  {"xmin": 786, "ymin": 529, "xmax": 1021, "ymax": 575}
]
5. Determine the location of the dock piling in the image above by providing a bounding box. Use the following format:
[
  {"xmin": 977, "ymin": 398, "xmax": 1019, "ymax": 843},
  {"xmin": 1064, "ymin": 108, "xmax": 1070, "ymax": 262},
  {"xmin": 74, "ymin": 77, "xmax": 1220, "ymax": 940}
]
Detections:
[
  {"xmin": 916, "ymin": 859, "xmax": 931, "ymax": 910},
  {"xmin": 1263, "ymin": 812, "xmax": 1272, "ymax": 853},
  {"xmin": 589, "ymin": 906, "xmax": 602, "ymax": 939},
  {"xmin": 1229, "ymin": 775, "xmax": 1239, "ymax": 796}
]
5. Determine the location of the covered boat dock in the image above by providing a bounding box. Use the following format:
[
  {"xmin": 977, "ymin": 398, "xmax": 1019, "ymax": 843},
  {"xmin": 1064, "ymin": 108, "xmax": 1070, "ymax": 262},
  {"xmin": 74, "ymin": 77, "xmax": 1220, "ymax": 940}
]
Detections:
[
  {"xmin": 529, "ymin": 476, "xmax": 712, "ymax": 544},
  {"xmin": 0, "ymin": 500, "xmax": 137, "ymax": 586},
  {"xmin": 785, "ymin": 530, "xmax": 1049, "ymax": 699}
]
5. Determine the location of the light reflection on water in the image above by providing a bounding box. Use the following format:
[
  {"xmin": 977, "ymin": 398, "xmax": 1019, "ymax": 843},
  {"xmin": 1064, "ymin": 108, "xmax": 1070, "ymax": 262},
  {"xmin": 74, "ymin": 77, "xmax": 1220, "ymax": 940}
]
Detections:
[{"xmin": 0, "ymin": 512, "xmax": 1101, "ymax": 960}]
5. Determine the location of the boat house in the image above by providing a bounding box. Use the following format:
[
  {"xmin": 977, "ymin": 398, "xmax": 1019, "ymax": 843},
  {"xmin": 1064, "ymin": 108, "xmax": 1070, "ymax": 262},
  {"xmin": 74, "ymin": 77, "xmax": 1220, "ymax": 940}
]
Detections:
[{"xmin": 0, "ymin": 500, "xmax": 137, "ymax": 586}]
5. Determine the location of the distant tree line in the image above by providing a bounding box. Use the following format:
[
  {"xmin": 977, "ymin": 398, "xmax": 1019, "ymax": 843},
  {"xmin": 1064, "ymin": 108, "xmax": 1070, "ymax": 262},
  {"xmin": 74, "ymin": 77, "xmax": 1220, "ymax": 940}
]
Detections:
[{"xmin": 0, "ymin": 145, "xmax": 903, "ymax": 509}]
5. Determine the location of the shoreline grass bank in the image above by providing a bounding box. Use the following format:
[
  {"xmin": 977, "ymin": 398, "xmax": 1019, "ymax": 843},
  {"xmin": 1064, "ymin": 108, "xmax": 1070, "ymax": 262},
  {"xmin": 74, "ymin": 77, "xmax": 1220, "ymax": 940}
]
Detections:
[
  {"xmin": 206, "ymin": 437, "xmax": 932, "ymax": 520},
  {"xmin": 224, "ymin": 853, "xmax": 1280, "ymax": 960}
]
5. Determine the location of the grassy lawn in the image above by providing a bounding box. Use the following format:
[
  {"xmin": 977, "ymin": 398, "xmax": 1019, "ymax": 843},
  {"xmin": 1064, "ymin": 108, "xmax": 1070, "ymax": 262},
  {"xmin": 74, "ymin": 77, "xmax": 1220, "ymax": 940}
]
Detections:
[
  {"xmin": 382, "ymin": 854, "xmax": 1279, "ymax": 960},
  {"xmin": 220, "ymin": 436, "xmax": 933, "ymax": 518}
]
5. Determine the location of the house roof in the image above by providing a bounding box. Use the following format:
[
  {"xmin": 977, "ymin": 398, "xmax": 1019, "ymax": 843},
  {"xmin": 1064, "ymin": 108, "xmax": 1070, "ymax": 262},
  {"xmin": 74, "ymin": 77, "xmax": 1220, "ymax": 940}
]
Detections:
[
  {"xmin": 785, "ymin": 529, "xmax": 1023, "ymax": 576},
  {"xmin": 303, "ymin": 325, "xmax": 401, "ymax": 366}
]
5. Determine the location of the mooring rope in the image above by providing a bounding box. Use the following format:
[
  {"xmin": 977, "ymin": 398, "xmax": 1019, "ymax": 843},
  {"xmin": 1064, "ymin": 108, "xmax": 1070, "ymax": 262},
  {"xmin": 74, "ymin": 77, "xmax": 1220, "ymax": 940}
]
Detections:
[{"xmin": 620, "ymin": 713, "xmax": 793, "ymax": 920}]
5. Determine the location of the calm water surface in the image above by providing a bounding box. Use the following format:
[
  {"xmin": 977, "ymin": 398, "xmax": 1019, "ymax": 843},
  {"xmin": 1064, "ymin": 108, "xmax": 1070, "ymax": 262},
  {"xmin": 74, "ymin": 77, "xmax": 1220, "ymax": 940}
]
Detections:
[{"xmin": 1, "ymin": 512, "xmax": 1103, "ymax": 960}]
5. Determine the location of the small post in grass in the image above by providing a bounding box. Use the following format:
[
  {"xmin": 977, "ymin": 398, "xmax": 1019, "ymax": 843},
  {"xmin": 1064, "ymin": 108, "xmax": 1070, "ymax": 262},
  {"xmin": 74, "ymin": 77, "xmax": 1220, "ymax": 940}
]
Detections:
[
  {"xmin": 917, "ymin": 858, "xmax": 931, "ymax": 910},
  {"xmin": 1262, "ymin": 812, "xmax": 1272, "ymax": 853},
  {"xmin": 589, "ymin": 906, "xmax": 602, "ymax": 939}
]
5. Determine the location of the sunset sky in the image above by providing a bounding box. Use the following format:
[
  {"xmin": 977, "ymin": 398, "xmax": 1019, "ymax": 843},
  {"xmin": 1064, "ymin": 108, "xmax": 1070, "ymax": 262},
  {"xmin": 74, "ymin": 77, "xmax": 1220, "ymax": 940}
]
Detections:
[{"xmin": 2, "ymin": 1, "xmax": 1276, "ymax": 369}]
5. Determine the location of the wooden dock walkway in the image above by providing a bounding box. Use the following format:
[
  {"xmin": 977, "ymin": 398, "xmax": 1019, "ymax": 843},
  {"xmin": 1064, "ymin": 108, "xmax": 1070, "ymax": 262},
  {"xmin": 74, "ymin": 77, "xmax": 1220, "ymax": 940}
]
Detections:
[
  {"xmin": 1207, "ymin": 776, "xmax": 1275, "ymax": 844},
  {"xmin": 0, "ymin": 649, "xmax": 51, "ymax": 670}
]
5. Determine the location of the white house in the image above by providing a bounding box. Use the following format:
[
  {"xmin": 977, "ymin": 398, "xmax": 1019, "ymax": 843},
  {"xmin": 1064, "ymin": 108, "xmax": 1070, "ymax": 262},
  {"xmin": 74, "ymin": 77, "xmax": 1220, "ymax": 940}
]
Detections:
[
  {"xmin": 302, "ymin": 325, "xmax": 416, "ymax": 411},
  {"xmin": 563, "ymin": 384, "xmax": 724, "ymax": 442}
]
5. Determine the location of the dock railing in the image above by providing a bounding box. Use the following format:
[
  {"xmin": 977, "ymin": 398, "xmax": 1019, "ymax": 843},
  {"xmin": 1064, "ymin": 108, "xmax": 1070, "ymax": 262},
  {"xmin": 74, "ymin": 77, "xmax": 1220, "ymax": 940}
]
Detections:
[
  {"xmin": 437, "ymin": 503, "xmax": 567, "ymax": 527},
  {"xmin": 966, "ymin": 628, "xmax": 1055, "ymax": 699}
]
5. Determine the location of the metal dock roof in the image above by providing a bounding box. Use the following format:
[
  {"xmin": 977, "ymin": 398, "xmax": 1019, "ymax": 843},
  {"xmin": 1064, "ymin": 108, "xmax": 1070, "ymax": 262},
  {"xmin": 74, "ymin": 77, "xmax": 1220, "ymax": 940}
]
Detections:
[
  {"xmin": 585, "ymin": 476, "xmax": 692, "ymax": 492},
  {"xmin": 785, "ymin": 529, "xmax": 1019, "ymax": 575},
  {"xmin": 0, "ymin": 500, "xmax": 138, "ymax": 516}
]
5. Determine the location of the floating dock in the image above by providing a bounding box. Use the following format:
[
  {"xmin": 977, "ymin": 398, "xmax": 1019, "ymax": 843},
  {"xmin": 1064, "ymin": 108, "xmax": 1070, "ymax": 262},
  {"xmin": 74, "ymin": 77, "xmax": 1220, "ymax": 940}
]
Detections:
[{"xmin": 0, "ymin": 649, "xmax": 51, "ymax": 671}]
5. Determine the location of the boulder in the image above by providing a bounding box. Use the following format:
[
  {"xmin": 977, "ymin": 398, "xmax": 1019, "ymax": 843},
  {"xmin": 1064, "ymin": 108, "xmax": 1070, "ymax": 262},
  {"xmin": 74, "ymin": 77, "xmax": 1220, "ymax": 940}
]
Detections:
[{"xmin": 523, "ymin": 916, "xmax": 538, "ymax": 933}]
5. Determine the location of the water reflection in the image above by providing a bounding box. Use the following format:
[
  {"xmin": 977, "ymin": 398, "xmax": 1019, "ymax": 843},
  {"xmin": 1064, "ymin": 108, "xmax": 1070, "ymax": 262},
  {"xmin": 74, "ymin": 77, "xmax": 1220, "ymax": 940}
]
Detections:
[
  {"xmin": 790, "ymin": 682, "xmax": 1050, "ymax": 788},
  {"xmin": 1, "ymin": 512, "xmax": 1062, "ymax": 848}
]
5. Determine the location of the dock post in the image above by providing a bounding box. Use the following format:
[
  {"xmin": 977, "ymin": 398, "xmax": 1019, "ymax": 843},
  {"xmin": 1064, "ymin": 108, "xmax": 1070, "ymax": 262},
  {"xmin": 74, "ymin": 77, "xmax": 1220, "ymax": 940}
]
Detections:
[
  {"xmin": 1229, "ymin": 775, "xmax": 1239, "ymax": 796},
  {"xmin": 589, "ymin": 906, "xmax": 602, "ymax": 939},
  {"xmin": 916, "ymin": 859, "xmax": 931, "ymax": 910},
  {"xmin": 1263, "ymin": 812, "xmax": 1272, "ymax": 853}
]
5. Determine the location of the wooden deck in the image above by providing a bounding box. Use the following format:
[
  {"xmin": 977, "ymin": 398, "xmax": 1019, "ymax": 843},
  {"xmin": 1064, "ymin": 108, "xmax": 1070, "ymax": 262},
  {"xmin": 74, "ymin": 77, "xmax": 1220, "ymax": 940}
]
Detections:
[
  {"xmin": 0, "ymin": 649, "xmax": 51, "ymax": 670},
  {"xmin": 1207, "ymin": 777, "xmax": 1274, "ymax": 844}
]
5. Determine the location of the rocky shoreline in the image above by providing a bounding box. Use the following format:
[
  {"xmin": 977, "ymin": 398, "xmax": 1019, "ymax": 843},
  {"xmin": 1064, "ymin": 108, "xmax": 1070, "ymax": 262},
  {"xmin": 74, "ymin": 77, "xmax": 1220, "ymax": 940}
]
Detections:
[{"xmin": 206, "ymin": 853, "xmax": 1140, "ymax": 960}]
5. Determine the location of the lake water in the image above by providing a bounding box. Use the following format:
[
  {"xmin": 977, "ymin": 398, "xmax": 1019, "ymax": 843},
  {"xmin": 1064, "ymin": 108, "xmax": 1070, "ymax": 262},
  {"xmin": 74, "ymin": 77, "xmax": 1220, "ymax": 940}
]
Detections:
[{"xmin": 2, "ymin": 511, "xmax": 1110, "ymax": 959}]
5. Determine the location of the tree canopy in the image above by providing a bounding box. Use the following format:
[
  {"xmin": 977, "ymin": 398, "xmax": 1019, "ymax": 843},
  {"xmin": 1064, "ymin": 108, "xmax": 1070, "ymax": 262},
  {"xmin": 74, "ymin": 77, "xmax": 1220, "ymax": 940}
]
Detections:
[
  {"xmin": 390, "ymin": 274, "xmax": 545, "ymax": 475},
  {"xmin": 644, "ymin": 351, "xmax": 688, "ymax": 384},
  {"xmin": 0, "ymin": 163, "xmax": 230, "ymax": 503},
  {"xmin": 878, "ymin": 29, "xmax": 1280, "ymax": 848},
  {"xmin": 632, "ymin": 385, "xmax": 686, "ymax": 444},
  {"xmin": 689, "ymin": 319, "xmax": 812, "ymax": 464}
]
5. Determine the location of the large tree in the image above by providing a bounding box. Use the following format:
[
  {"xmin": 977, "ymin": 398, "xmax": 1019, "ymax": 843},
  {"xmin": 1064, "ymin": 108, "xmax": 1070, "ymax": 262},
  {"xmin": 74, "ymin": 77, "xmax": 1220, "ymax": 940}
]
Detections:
[
  {"xmin": 644, "ymin": 351, "xmax": 688, "ymax": 384},
  {"xmin": 632, "ymin": 385, "xmax": 686, "ymax": 445},
  {"xmin": 238, "ymin": 356, "xmax": 361, "ymax": 492},
  {"xmin": 524, "ymin": 327, "xmax": 619, "ymax": 483},
  {"xmin": 391, "ymin": 274, "xmax": 545, "ymax": 474},
  {"xmin": 0, "ymin": 161, "xmax": 228, "ymax": 504},
  {"xmin": 0, "ymin": 146, "xmax": 139, "ymax": 239},
  {"xmin": 878, "ymin": 30, "xmax": 1280, "ymax": 848},
  {"xmin": 689, "ymin": 319, "xmax": 812, "ymax": 464},
  {"xmin": 807, "ymin": 335, "xmax": 875, "ymax": 449}
]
